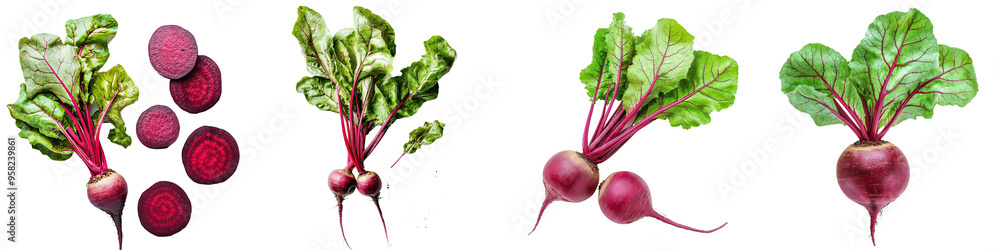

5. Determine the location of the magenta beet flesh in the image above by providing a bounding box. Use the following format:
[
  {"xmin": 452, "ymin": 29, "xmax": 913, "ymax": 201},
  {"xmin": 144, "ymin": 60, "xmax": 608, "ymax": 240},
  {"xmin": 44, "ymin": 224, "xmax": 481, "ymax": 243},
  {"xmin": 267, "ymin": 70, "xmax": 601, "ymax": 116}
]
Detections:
[
  {"xmin": 598, "ymin": 171, "xmax": 726, "ymax": 233},
  {"xmin": 182, "ymin": 126, "xmax": 240, "ymax": 184},
  {"xmin": 148, "ymin": 25, "xmax": 198, "ymax": 79},
  {"xmin": 837, "ymin": 140, "xmax": 909, "ymax": 246},
  {"xmin": 170, "ymin": 55, "xmax": 222, "ymax": 114},
  {"xmin": 529, "ymin": 150, "xmax": 599, "ymax": 235},
  {"xmin": 136, "ymin": 105, "xmax": 180, "ymax": 149},
  {"xmin": 137, "ymin": 181, "xmax": 192, "ymax": 237}
]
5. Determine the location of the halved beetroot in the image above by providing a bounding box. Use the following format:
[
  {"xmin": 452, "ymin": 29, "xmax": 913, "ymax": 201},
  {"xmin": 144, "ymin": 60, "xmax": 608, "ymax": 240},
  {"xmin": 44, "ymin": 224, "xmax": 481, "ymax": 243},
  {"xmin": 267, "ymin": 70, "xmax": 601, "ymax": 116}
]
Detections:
[
  {"xmin": 148, "ymin": 25, "xmax": 198, "ymax": 79},
  {"xmin": 170, "ymin": 55, "xmax": 222, "ymax": 114},
  {"xmin": 136, "ymin": 105, "xmax": 180, "ymax": 149},
  {"xmin": 137, "ymin": 181, "xmax": 191, "ymax": 237},
  {"xmin": 182, "ymin": 126, "xmax": 239, "ymax": 184}
]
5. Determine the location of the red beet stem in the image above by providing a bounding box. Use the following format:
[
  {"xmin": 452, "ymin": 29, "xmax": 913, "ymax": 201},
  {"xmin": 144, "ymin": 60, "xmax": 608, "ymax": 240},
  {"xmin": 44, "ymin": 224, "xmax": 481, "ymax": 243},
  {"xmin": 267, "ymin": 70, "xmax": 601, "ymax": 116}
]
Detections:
[
  {"xmin": 647, "ymin": 212, "xmax": 727, "ymax": 233},
  {"xmin": 336, "ymin": 195, "xmax": 351, "ymax": 250},
  {"xmin": 528, "ymin": 191, "xmax": 558, "ymax": 235},
  {"xmin": 372, "ymin": 195, "xmax": 388, "ymax": 246}
]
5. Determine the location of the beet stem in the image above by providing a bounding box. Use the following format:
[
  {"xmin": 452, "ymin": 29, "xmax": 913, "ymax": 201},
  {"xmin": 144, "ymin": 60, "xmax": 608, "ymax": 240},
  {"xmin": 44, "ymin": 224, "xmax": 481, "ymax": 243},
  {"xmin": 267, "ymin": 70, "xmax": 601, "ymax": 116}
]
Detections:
[
  {"xmin": 372, "ymin": 196, "xmax": 389, "ymax": 246},
  {"xmin": 111, "ymin": 213, "xmax": 123, "ymax": 250},
  {"xmin": 647, "ymin": 212, "xmax": 726, "ymax": 233},
  {"xmin": 336, "ymin": 196, "xmax": 352, "ymax": 250},
  {"xmin": 528, "ymin": 191, "xmax": 558, "ymax": 235}
]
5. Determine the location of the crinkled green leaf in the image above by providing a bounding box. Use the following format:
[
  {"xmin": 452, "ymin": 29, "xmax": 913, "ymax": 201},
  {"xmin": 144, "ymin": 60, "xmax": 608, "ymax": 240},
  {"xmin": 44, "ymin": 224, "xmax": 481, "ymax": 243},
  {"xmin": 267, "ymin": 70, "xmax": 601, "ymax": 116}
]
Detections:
[
  {"xmin": 850, "ymin": 8, "xmax": 939, "ymax": 128},
  {"xmin": 581, "ymin": 13, "xmax": 635, "ymax": 101},
  {"xmin": 8, "ymin": 83, "xmax": 72, "ymax": 160},
  {"xmin": 888, "ymin": 44, "xmax": 977, "ymax": 125},
  {"xmin": 15, "ymin": 120, "xmax": 72, "ymax": 161},
  {"xmin": 623, "ymin": 18, "xmax": 694, "ymax": 112},
  {"xmin": 638, "ymin": 51, "xmax": 737, "ymax": 129},
  {"xmin": 293, "ymin": 6, "xmax": 334, "ymax": 77},
  {"xmin": 779, "ymin": 43, "xmax": 864, "ymax": 127},
  {"xmin": 90, "ymin": 65, "xmax": 138, "ymax": 148},
  {"xmin": 403, "ymin": 120, "xmax": 444, "ymax": 154},
  {"xmin": 65, "ymin": 13, "xmax": 117, "ymax": 100},
  {"xmin": 295, "ymin": 76, "xmax": 341, "ymax": 113},
  {"xmin": 353, "ymin": 6, "xmax": 395, "ymax": 56},
  {"xmin": 19, "ymin": 33, "xmax": 82, "ymax": 105},
  {"xmin": 371, "ymin": 36, "xmax": 455, "ymax": 123}
]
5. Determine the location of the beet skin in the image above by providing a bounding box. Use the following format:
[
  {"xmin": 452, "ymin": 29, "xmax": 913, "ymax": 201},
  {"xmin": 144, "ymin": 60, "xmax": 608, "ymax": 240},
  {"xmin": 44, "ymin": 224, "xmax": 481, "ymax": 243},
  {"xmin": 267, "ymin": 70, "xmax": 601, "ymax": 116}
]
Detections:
[{"xmin": 837, "ymin": 140, "xmax": 909, "ymax": 246}]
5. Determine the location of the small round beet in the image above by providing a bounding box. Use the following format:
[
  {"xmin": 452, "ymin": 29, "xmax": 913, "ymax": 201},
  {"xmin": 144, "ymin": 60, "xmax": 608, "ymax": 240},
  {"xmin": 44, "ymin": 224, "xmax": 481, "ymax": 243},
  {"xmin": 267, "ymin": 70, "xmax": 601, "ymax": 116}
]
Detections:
[
  {"xmin": 136, "ymin": 105, "xmax": 180, "ymax": 149},
  {"xmin": 149, "ymin": 25, "xmax": 198, "ymax": 79},
  {"xmin": 182, "ymin": 126, "xmax": 239, "ymax": 184},
  {"xmin": 170, "ymin": 55, "xmax": 222, "ymax": 113},
  {"xmin": 137, "ymin": 181, "xmax": 191, "ymax": 237}
]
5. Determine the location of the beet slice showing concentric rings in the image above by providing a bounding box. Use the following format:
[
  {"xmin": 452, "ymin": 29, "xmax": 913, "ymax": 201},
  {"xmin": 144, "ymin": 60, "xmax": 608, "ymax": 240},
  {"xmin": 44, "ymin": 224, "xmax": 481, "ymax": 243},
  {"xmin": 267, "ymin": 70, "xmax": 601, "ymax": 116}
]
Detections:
[
  {"xmin": 182, "ymin": 126, "xmax": 239, "ymax": 184},
  {"xmin": 137, "ymin": 181, "xmax": 192, "ymax": 237},
  {"xmin": 170, "ymin": 55, "xmax": 222, "ymax": 114}
]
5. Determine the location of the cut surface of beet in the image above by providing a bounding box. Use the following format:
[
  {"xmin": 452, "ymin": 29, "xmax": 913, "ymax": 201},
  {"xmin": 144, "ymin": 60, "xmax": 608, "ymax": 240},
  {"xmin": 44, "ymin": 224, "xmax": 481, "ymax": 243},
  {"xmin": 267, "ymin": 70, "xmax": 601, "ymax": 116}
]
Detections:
[
  {"xmin": 148, "ymin": 25, "xmax": 198, "ymax": 79},
  {"xmin": 182, "ymin": 126, "xmax": 239, "ymax": 184},
  {"xmin": 137, "ymin": 181, "xmax": 191, "ymax": 237},
  {"xmin": 136, "ymin": 105, "xmax": 180, "ymax": 149},
  {"xmin": 170, "ymin": 55, "xmax": 222, "ymax": 113}
]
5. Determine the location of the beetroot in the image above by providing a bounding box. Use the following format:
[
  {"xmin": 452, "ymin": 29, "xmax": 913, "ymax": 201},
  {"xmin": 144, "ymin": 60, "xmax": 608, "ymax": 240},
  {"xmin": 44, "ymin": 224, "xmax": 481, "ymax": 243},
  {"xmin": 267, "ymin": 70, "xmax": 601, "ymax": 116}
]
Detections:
[
  {"xmin": 137, "ymin": 181, "xmax": 192, "ymax": 237},
  {"xmin": 182, "ymin": 126, "xmax": 239, "ymax": 184},
  {"xmin": 598, "ymin": 171, "xmax": 726, "ymax": 233},
  {"xmin": 170, "ymin": 55, "xmax": 222, "ymax": 113},
  {"xmin": 136, "ymin": 105, "xmax": 180, "ymax": 149},
  {"xmin": 529, "ymin": 150, "xmax": 599, "ymax": 235},
  {"xmin": 87, "ymin": 169, "xmax": 128, "ymax": 249},
  {"xmin": 356, "ymin": 171, "xmax": 388, "ymax": 245},
  {"xmin": 837, "ymin": 140, "xmax": 909, "ymax": 245},
  {"xmin": 148, "ymin": 25, "xmax": 198, "ymax": 79}
]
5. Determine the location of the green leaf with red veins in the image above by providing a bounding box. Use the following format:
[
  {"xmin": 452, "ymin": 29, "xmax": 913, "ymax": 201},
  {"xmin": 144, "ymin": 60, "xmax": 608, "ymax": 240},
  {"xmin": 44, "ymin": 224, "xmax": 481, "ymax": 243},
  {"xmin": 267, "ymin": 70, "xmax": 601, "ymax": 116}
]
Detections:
[
  {"xmin": 90, "ymin": 64, "xmax": 139, "ymax": 148},
  {"xmin": 403, "ymin": 120, "xmax": 444, "ymax": 154},
  {"xmin": 19, "ymin": 34, "xmax": 82, "ymax": 105},
  {"xmin": 8, "ymin": 83, "xmax": 73, "ymax": 160},
  {"xmin": 292, "ymin": 6, "xmax": 334, "ymax": 78},
  {"xmin": 849, "ymin": 8, "xmax": 939, "ymax": 128},
  {"xmin": 581, "ymin": 13, "xmax": 635, "ymax": 101},
  {"xmin": 371, "ymin": 36, "xmax": 456, "ymax": 123},
  {"xmin": 623, "ymin": 18, "xmax": 694, "ymax": 112},
  {"xmin": 779, "ymin": 43, "xmax": 864, "ymax": 127},
  {"xmin": 65, "ymin": 14, "xmax": 117, "ymax": 100},
  {"xmin": 638, "ymin": 51, "xmax": 738, "ymax": 129},
  {"xmin": 887, "ymin": 44, "xmax": 977, "ymax": 126}
]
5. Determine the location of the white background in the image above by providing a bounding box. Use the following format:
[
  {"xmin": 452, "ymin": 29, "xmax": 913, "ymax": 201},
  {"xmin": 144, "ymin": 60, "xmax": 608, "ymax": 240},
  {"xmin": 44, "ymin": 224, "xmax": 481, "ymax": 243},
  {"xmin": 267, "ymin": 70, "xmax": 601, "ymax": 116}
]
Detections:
[{"xmin": 1, "ymin": 0, "xmax": 998, "ymax": 249}]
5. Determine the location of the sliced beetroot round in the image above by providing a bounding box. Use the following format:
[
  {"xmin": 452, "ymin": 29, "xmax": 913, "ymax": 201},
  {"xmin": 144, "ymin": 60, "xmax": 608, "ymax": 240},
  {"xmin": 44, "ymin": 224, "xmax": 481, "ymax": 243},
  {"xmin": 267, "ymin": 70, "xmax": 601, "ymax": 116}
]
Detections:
[
  {"xmin": 170, "ymin": 55, "xmax": 221, "ymax": 113},
  {"xmin": 137, "ymin": 181, "xmax": 191, "ymax": 237},
  {"xmin": 148, "ymin": 25, "xmax": 198, "ymax": 79},
  {"xmin": 136, "ymin": 105, "xmax": 180, "ymax": 149},
  {"xmin": 182, "ymin": 126, "xmax": 239, "ymax": 184}
]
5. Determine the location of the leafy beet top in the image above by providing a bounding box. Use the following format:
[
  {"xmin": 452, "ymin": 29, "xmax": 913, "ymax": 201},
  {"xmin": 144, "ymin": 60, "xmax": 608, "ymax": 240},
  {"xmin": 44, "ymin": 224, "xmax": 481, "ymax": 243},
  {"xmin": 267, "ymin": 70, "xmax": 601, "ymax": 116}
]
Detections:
[
  {"xmin": 779, "ymin": 8, "xmax": 977, "ymax": 141},
  {"xmin": 136, "ymin": 105, "xmax": 180, "ymax": 149},
  {"xmin": 137, "ymin": 181, "xmax": 191, "ymax": 237},
  {"xmin": 148, "ymin": 25, "xmax": 198, "ymax": 79},
  {"xmin": 182, "ymin": 126, "xmax": 239, "ymax": 184},
  {"xmin": 170, "ymin": 55, "xmax": 222, "ymax": 114}
]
